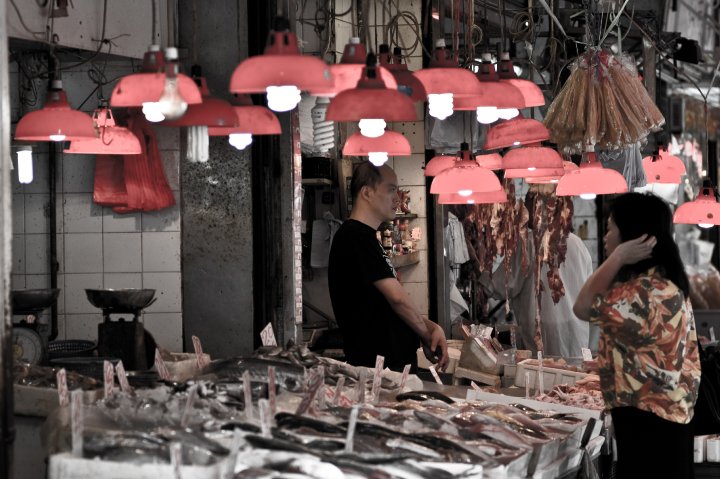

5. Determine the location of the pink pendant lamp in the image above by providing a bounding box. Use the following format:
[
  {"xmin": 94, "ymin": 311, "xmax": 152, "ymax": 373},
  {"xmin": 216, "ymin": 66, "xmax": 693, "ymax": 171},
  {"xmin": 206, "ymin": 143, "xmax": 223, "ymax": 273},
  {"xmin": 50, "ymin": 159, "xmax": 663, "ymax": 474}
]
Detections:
[
  {"xmin": 526, "ymin": 161, "xmax": 578, "ymax": 183},
  {"xmin": 208, "ymin": 95, "xmax": 281, "ymax": 150},
  {"xmin": 439, "ymin": 189, "xmax": 508, "ymax": 204},
  {"xmin": 556, "ymin": 149, "xmax": 628, "ymax": 199},
  {"xmin": 642, "ymin": 147, "xmax": 686, "ymax": 184},
  {"xmin": 326, "ymin": 54, "xmax": 417, "ymax": 137},
  {"xmin": 424, "ymin": 155, "xmax": 456, "ymax": 176},
  {"xmin": 110, "ymin": 46, "xmax": 202, "ymax": 109},
  {"xmin": 484, "ymin": 117, "xmax": 550, "ymax": 150},
  {"xmin": 496, "ymin": 52, "xmax": 545, "ymax": 108},
  {"xmin": 430, "ymin": 143, "xmax": 502, "ymax": 195},
  {"xmin": 378, "ymin": 45, "xmax": 427, "ymax": 103},
  {"xmin": 64, "ymin": 106, "xmax": 141, "ymax": 154},
  {"xmin": 15, "ymin": 80, "xmax": 96, "ymax": 142},
  {"xmin": 342, "ymin": 130, "xmax": 411, "ymax": 166},
  {"xmin": 453, "ymin": 53, "xmax": 525, "ymax": 123},
  {"xmin": 412, "ymin": 40, "xmax": 481, "ymax": 120},
  {"xmin": 502, "ymin": 145, "xmax": 563, "ymax": 170},
  {"xmin": 476, "ymin": 152, "xmax": 503, "ymax": 170},
  {"xmin": 229, "ymin": 17, "xmax": 333, "ymax": 112},
  {"xmin": 674, "ymin": 185, "xmax": 720, "ymax": 229},
  {"xmin": 314, "ymin": 39, "xmax": 397, "ymax": 97},
  {"xmin": 163, "ymin": 68, "xmax": 237, "ymax": 127}
]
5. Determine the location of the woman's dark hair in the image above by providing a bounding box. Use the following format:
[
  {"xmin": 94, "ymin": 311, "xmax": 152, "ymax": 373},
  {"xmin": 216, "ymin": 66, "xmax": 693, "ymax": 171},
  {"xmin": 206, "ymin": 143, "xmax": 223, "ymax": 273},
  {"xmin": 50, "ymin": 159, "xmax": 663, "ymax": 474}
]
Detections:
[{"xmin": 608, "ymin": 192, "xmax": 689, "ymax": 296}]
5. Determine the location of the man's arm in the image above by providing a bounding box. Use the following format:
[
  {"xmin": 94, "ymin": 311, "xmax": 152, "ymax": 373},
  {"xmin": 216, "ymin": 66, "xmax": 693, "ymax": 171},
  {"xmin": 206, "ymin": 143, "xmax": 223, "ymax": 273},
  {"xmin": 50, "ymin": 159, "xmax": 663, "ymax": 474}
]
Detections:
[
  {"xmin": 374, "ymin": 277, "xmax": 450, "ymax": 370},
  {"xmin": 573, "ymin": 234, "xmax": 656, "ymax": 321}
]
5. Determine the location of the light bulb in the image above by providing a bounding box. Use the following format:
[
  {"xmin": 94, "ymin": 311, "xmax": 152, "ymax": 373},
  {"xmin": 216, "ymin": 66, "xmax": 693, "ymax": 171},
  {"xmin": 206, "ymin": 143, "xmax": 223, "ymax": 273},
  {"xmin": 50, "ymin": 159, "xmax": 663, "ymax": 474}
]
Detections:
[
  {"xmin": 49, "ymin": 134, "xmax": 66, "ymax": 142},
  {"xmin": 528, "ymin": 167, "xmax": 537, "ymax": 171},
  {"xmin": 142, "ymin": 102, "xmax": 165, "ymax": 122},
  {"xmin": 476, "ymin": 107, "xmax": 499, "ymax": 124},
  {"xmin": 428, "ymin": 93, "xmax": 453, "ymax": 120},
  {"xmin": 229, "ymin": 133, "xmax": 253, "ymax": 150},
  {"xmin": 358, "ymin": 119, "xmax": 386, "ymax": 138},
  {"xmin": 266, "ymin": 85, "xmax": 301, "ymax": 112},
  {"xmin": 512, "ymin": 141, "xmax": 521, "ymax": 146},
  {"xmin": 467, "ymin": 200, "xmax": 476, "ymax": 204},
  {"xmin": 17, "ymin": 148, "xmax": 33, "ymax": 184},
  {"xmin": 158, "ymin": 77, "xmax": 188, "ymax": 120},
  {"xmin": 368, "ymin": 152, "xmax": 389, "ymax": 166},
  {"xmin": 698, "ymin": 223, "xmax": 714, "ymax": 229},
  {"xmin": 458, "ymin": 189, "xmax": 473, "ymax": 197},
  {"xmin": 550, "ymin": 179, "xmax": 559, "ymax": 183},
  {"xmin": 497, "ymin": 108, "xmax": 519, "ymax": 120},
  {"xmin": 580, "ymin": 193, "xmax": 597, "ymax": 200},
  {"xmin": 513, "ymin": 65, "xmax": 523, "ymax": 76}
]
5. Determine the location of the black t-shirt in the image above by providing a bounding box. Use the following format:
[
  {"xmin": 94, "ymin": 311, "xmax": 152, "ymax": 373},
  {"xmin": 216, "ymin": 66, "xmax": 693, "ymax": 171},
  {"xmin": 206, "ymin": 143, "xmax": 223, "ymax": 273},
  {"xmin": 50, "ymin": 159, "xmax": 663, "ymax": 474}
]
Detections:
[{"xmin": 328, "ymin": 219, "xmax": 419, "ymax": 371}]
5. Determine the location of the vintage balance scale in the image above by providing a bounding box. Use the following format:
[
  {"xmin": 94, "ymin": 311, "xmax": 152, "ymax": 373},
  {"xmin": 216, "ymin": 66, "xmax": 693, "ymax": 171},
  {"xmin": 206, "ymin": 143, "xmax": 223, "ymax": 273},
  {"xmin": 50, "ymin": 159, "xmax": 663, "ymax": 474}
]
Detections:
[{"xmin": 11, "ymin": 289, "xmax": 60, "ymax": 364}]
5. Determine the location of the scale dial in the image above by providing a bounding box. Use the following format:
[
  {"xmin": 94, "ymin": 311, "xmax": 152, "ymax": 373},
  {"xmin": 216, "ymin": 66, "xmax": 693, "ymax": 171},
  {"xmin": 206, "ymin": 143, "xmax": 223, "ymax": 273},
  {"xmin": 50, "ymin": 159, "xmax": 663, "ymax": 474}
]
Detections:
[{"xmin": 13, "ymin": 327, "xmax": 43, "ymax": 364}]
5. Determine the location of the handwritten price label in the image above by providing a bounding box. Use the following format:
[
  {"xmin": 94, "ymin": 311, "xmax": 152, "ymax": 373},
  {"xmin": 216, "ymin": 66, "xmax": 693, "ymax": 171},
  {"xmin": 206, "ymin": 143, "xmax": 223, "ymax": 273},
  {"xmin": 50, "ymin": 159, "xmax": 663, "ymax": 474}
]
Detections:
[
  {"xmin": 115, "ymin": 361, "xmax": 134, "ymax": 395},
  {"xmin": 192, "ymin": 335, "xmax": 209, "ymax": 369},
  {"xmin": 581, "ymin": 348, "xmax": 593, "ymax": 361},
  {"xmin": 56, "ymin": 368, "xmax": 69, "ymax": 407},
  {"xmin": 260, "ymin": 323, "xmax": 277, "ymax": 347},
  {"xmin": 155, "ymin": 349, "xmax": 171, "ymax": 380}
]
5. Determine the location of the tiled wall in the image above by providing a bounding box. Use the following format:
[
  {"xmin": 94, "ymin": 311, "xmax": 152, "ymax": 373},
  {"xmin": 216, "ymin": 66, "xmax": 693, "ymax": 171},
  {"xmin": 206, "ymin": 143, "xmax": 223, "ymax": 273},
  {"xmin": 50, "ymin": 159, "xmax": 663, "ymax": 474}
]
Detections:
[
  {"xmin": 572, "ymin": 197, "xmax": 599, "ymax": 269},
  {"xmin": 9, "ymin": 61, "xmax": 184, "ymax": 351}
]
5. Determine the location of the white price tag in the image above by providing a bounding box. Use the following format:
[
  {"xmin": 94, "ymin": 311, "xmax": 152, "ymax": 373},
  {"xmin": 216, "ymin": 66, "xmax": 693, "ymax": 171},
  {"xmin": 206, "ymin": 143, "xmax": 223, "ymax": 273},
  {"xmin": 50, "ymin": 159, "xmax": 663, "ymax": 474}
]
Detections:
[
  {"xmin": 581, "ymin": 348, "xmax": 593, "ymax": 361},
  {"xmin": 711, "ymin": 327, "xmax": 716, "ymax": 343},
  {"xmin": 155, "ymin": 349, "xmax": 171, "ymax": 380},
  {"xmin": 483, "ymin": 326, "xmax": 493, "ymax": 339},
  {"xmin": 103, "ymin": 360, "xmax": 114, "ymax": 399},
  {"xmin": 56, "ymin": 368, "xmax": 69, "ymax": 407},
  {"xmin": 71, "ymin": 390, "xmax": 83, "ymax": 457},
  {"xmin": 471, "ymin": 381, "xmax": 482, "ymax": 391},
  {"xmin": 260, "ymin": 323, "xmax": 278, "ymax": 346},
  {"xmin": 115, "ymin": 361, "xmax": 134, "ymax": 395},
  {"xmin": 429, "ymin": 365, "xmax": 443, "ymax": 385},
  {"xmin": 370, "ymin": 355, "xmax": 384, "ymax": 403},
  {"xmin": 192, "ymin": 335, "xmax": 209, "ymax": 369},
  {"xmin": 399, "ymin": 364, "xmax": 411, "ymax": 391}
]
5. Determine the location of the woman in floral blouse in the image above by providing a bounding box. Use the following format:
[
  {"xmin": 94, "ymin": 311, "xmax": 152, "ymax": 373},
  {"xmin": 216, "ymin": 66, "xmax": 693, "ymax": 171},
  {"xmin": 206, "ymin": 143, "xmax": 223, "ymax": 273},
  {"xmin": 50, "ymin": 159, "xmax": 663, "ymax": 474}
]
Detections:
[{"xmin": 574, "ymin": 192, "xmax": 700, "ymax": 479}]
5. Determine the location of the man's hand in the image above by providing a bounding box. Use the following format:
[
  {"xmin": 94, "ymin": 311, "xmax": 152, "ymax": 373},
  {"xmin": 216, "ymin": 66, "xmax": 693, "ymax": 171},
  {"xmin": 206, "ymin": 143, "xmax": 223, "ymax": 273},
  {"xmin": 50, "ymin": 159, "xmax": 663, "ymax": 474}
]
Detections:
[
  {"xmin": 422, "ymin": 323, "xmax": 450, "ymax": 371},
  {"xmin": 610, "ymin": 234, "xmax": 656, "ymax": 266}
]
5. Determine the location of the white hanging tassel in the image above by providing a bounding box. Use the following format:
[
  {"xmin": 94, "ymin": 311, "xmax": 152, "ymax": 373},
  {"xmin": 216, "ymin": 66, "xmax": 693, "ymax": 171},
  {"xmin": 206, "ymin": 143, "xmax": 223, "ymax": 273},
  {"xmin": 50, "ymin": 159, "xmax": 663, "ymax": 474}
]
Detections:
[{"xmin": 187, "ymin": 126, "xmax": 209, "ymax": 163}]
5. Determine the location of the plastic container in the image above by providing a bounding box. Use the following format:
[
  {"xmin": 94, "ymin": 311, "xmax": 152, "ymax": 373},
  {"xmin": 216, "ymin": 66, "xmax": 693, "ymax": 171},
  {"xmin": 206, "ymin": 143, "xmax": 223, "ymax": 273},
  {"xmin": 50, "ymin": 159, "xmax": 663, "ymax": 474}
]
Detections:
[
  {"xmin": 514, "ymin": 359, "xmax": 589, "ymax": 391},
  {"xmin": 47, "ymin": 340, "xmax": 96, "ymax": 360}
]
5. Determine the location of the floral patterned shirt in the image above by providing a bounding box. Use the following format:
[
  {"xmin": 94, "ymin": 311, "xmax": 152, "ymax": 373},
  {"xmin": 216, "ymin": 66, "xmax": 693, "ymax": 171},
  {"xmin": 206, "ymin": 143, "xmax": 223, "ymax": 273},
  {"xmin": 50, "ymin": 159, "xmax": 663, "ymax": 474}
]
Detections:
[{"xmin": 590, "ymin": 268, "xmax": 701, "ymax": 424}]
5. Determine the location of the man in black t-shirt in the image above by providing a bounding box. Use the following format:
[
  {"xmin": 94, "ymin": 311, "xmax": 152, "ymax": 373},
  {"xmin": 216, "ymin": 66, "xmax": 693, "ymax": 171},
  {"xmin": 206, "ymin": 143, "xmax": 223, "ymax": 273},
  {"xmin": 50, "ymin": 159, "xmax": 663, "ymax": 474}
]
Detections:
[{"xmin": 328, "ymin": 163, "xmax": 449, "ymax": 372}]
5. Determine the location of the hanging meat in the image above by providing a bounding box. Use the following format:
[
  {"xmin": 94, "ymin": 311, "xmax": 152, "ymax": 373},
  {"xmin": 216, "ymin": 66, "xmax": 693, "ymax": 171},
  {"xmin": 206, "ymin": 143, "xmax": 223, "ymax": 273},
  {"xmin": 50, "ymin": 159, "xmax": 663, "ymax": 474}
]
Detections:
[{"xmin": 544, "ymin": 49, "xmax": 664, "ymax": 155}]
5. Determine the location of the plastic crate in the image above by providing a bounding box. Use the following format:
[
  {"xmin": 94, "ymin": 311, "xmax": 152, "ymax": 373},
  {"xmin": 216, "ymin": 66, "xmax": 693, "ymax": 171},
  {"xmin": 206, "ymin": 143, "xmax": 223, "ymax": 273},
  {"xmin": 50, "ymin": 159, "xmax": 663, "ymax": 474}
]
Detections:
[{"xmin": 47, "ymin": 340, "xmax": 96, "ymax": 360}]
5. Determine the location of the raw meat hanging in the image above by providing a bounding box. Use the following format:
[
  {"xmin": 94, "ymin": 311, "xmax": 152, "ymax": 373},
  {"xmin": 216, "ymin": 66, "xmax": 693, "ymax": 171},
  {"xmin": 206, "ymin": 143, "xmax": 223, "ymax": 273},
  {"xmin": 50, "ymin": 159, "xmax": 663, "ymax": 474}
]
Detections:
[{"xmin": 544, "ymin": 48, "xmax": 664, "ymax": 155}]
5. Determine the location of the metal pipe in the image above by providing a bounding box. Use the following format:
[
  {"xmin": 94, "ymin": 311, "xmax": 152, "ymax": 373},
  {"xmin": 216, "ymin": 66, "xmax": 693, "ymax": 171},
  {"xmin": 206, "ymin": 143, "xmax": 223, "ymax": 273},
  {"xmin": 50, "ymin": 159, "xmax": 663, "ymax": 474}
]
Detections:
[{"xmin": 48, "ymin": 143, "xmax": 58, "ymax": 341}]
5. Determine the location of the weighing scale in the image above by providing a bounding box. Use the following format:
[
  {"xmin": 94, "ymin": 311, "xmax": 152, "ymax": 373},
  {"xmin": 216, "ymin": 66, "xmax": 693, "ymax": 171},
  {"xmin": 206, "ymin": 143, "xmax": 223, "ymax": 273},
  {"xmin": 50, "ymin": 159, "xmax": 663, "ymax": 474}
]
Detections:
[{"xmin": 11, "ymin": 289, "xmax": 60, "ymax": 364}]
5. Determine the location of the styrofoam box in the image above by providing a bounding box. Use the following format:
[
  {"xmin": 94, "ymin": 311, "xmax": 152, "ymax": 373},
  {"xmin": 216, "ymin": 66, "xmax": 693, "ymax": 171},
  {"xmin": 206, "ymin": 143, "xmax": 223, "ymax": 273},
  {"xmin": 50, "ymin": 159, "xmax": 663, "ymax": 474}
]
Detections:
[
  {"xmin": 49, "ymin": 452, "xmax": 230, "ymax": 479},
  {"xmin": 14, "ymin": 385, "xmax": 101, "ymax": 417},
  {"xmin": 514, "ymin": 359, "xmax": 589, "ymax": 390}
]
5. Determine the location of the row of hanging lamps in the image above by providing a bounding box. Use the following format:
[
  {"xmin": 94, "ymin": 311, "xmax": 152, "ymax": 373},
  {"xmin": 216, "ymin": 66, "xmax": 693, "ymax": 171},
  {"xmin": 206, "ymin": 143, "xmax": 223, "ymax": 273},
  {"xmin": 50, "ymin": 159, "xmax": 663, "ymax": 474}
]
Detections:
[
  {"xmin": 439, "ymin": 189, "xmax": 508, "ymax": 204},
  {"xmin": 15, "ymin": 79, "xmax": 96, "ymax": 142},
  {"xmin": 208, "ymin": 95, "xmax": 281, "ymax": 151},
  {"xmin": 454, "ymin": 53, "xmax": 524, "ymax": 124},
  {"xmin": 642, "ymin": 147, "xmax": 686, "ymax": 184},
  {"xmin": 64, "ymin": 105, "xmax": 142, "ymax": 155},
  {"xmin": 318, "ymin": 38, "xmax": 397, "ymax": 97},
  {"xmin": 496, "ymin": 52, "xmax": 545, "ymax": 108},
  {"xmin": 430, "ymin": 143, "xmax": 502, "ymax": 196},
  {"xmin": 484, "ymin": 117, "xmax": 550, "ymax": 150},
  {"xmin": 674, "ymin": 182, "xmax": 720, "ymax": 229},
  {"xmin": 556, "ymin": 147, "xmax": 628, "ymax": 200},
  {"xmin": 343, "ymin": 130, "xmax": 411, "ymax": 166},
  {"xmin": 326, "ymin": 53, "xmax": 416, "ymax": 138},
  {"xmin": 413, "ymin": 40, "xmax": 479, "ymax": 120},
  {"xmin": 230, "ymin": 17, "xmax": 333, "ymax": 112},
  {"xmin": 378, "ymin": 45, "xmax": 427, "ymax": 103},
  {"xmin": 110, "ymin": 46, "xmax": 202, "ymax": 122}
]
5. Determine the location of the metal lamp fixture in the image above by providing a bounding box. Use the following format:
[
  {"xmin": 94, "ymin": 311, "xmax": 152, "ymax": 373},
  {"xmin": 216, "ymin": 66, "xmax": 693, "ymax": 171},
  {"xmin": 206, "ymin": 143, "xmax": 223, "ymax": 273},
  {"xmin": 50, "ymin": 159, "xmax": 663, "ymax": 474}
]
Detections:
[
  {"xmin": 208, "ymin": 95, "xmax": 282, "ymax": 151},
  {"xmin": 484, "ymin": 117, "xmax": 550, "ymax": 150},
  {"xmin": 496, "ymin": 52, "xmax": 545, "ymax": 108},
  {"xmin": 342, "ymin": 130, "xmax": 411, "ymax": 166},
  {"xmin": 502, "ymin": 145, "xmax": 563, "ymax": 171},
  {"xmin": 15, "ymin": 80, "xmax": 96, "ymax": 142},
  {"xmin": 556, "ymin": 148, "xmax": 628, "ymax": 200},
  {"xmin": 642, "ymin": 147, "xmax": 686, "ymax": 185},
  {"xmin": 475, "ymin": 152, "xmax": 504, "ymax": 170},
  {"xmin": 438, "ymin": 189, "xmax": 508, "ymax": 204},
  {"xmin": 526, "ymin": 161, "xmax": 578, "ymax": 184},
  {"xmin": 430, "ymin": 144, "xmax": 502, "ymax": 196},
  {"xmin": 64, "ymin": 106, "xmax": 142, "ymax": 155},
  {"xmin": 378, "ymin": 45, "xmax": 427, "ymax": 103},
  {"xmin": 424, "ymin": 155, "xmax": 456, "ymax": 177},
  {"xmin": 673, "ymin": 184, "xmax": 720, "ymax": 229},
  {"xmin": 326, "ymin": 54, "xmax": 417, "ymax": 138},
  {"xmin": 229, "ymin": 17, "xmax": 334, "ymax": 112}
]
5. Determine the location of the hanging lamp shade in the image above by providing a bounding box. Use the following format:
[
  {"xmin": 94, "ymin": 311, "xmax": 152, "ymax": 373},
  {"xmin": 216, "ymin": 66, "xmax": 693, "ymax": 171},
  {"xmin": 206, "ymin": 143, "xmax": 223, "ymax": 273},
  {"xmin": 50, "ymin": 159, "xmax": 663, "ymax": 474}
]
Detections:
[
  {"xmin": 438, "ymin": 189, "xmax": 508, "ymax": 204},
  {"xmin": 504, "ymin": 166, "xmax": 565, "ymax": 179},
  {"xmin": 110, "ymin": 46, "xmax": 202, "ymax": 108},
  {"xmin": 502, "ymin": 145, "xmax": 563, "ymax": 170},
  {"xmin": 313, "ymin": 39, "xmax": 397, "ymax": 97},
  {"xmin": 484, "ymin": 117, "xmax": 550, "ymax": 150},
  {"xmin": 15, "ymin": 80, "xmax": 96, "ymax": 142},
  {"xmin": 526, "ymin": 161, "xmax": 578, "ymax": 183},
  {"xmin": 556, "ymin": 151, "xmax": 628, "ymax": 199},
  {"xmin": 64, "ymin": 107, "xmax": 141, "ymax": 154},
  {"xmin": 208, "ymin": 95, "xmax": 281, "ymax": 136},
  {"xmin": 642, "ymin": 147, "xmax": 686, "ymax": 184},
  {"xmin": 476, "ymin": 152, "xmax": 504, "ymax": 170},
  {"xmin": 453, "ymin": 53, "xmax": 525, "ymax": 112},
  {"xmin": 674, "ymin": 185, "xmax": 720, "ymax": 228},
  {"xmin": 229, "ymin": 17, "xmax": 333, "ymax": 111},
  {"xmin": 163, "ymin": 71, "xmax": 237, "ymax": 127},
  {"xmin": 496, "ymin": 52, "xmax": 545, "ymax": 108},
  {"xmin": 424, "ymin": 155, "xmax": 456, "ymax": 176},
  {"xmin": 377, "ymin": 45, "xmax": 427, "ymax": 103},
  {"xmin": 431, "ymin": 145, "xmax": 502, "ymax": 195},
  {"xmin": 343, "ymin": 130, "xmax": 411, "ymax": 157},
  {"xmin": 326, "ymin": 54, "xmax": 417, "ymax": 125}
]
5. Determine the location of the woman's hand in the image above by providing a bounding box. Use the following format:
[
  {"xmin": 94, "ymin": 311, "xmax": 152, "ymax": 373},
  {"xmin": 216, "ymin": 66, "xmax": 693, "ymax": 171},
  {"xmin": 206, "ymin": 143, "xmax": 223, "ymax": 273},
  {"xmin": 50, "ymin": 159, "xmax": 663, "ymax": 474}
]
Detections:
[{"xmin": 610, "ymin": 234, "xmax": 656, "ymax": 266}]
